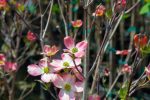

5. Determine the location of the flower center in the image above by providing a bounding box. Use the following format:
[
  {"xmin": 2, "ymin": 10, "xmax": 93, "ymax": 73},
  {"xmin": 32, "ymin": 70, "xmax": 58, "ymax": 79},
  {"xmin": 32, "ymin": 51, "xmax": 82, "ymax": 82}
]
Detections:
[
  {"xmin": 0, "ymin": 61, "xmax": 4, "ymax": 65},
  {"xmin": 63, "ymin": 62, "xmax": 70, "ymax": 67},
  {"xmin": 44, "ymin": 67, "xmax": 49, "ymax": 73},
  {"xmin": 64, "ymin": 83, "xmax": 71, "ymax": 92},
  {"xmin": 71, "ymin": 47, "xmax": 78, "ymax": 53}
]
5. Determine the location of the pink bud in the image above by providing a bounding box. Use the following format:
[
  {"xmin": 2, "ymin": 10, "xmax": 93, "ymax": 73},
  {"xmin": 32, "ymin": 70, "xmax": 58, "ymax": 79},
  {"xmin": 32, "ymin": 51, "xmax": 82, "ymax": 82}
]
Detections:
[
  {"xmin": 121, "ymin": 64, "xmax": 132, "ymax": 73},
  {"xmin": 27, "ymin": 31, "xmax": 37, "ymax": 41},
  {"xmin": 93, "ymin": 5, "xmax": 106, "ymax": 17},
  {"xmin": 116, "ymin": 50, "xmax": 131, "ymax": 56},
  {"xmin": 121, "ymin": 0, "xmax": 126, "ymax": 7},
  {"xmin": 4, "ymin": 62, "xmax": 17, "ymax": 72},
  {"xmin": 104, "ymin": 68, "xmax": 110, "ymax": 76},
  {"xmin": 0, "ymin": 0, "xmax": 6, "ymax": 8},
  {"xmin": 43, "ymin": 45, "xmax": 58, "ymax": 56},
  {"xmin": 71, "ymin": 20, "xmax": 83, "ymax": 28}
]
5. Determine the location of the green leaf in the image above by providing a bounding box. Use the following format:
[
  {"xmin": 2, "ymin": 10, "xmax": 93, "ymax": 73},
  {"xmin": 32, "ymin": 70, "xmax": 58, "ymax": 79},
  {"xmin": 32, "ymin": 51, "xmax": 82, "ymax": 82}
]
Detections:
[
  {"xmin": 140, "ymin": 3, "xmax": 150, "ymax": 15},
  {"xmin": 141, "ymin": 45, "xmax": 150, "ymax": 56},
  {"xmin": 118, "ymin": 82, "xmax": 128, "ymax": 99},
  {"xmin": 17, "ymin": 81, "xmax": 36, "ymax": 90},
  {"xmin": 105, "ymin": 9, "xmax": 113, "ymax": 19},
  {"xmin": 52, "ymin": 4, "xmax": 60, "ymax": 13},
  {"xmin": 17, "ymin": 4, "xmax": 25, "ymax": 12},
  {"xmin": 122, "ymin": 14, "xmax": 131, "ymax": 20},
  {"xmin": 145, "ymin": 0, "xmax": 150, "ymax": 3},
  {"xmin": 71, "ymin": 0, "xmax": 78, "ymax": 5},
  {"xmin": 28, "ymin": 5, "xmax": 36, "ymax": 14}
]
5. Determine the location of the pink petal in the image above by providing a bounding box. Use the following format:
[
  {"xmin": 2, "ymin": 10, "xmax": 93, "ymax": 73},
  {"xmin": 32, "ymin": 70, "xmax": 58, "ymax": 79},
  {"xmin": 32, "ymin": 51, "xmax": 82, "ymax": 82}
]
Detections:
[
  {"xmin": 62, "ymin": 74, "xmax": 75, "ymax": 84},
  {"xmin": 50, "ymin": 59, "xmax": 63, "ymax": 71},
  {"xmin": 74, "ymin": 82, "xmax": 83, "ymax": 92},
  {"xmin": 76, "ymin": 41, "xmax": 88, "ymax": 51},
  {"xmin": 27, "ymin": 64, "xmax": 42, "ymax": 76},
  {"xmin": 73, "ymin": 66, "xmax": 84, "ymax": 81},
  {"xmin": 75, "ymin": 51, "xmax": 85, "ymax": 58},
  {"xmin": 38, "ymin": 58, "xmax": 48, "ymax": 68},
  {"xmin": 41, "ymin": 73, "xmax": 53, "ymax": 83},
  {"xmin": 53, "ymin": 75, "xmax": 64, "ymax": 88},
  {"xmin": 74, "ymin": 58, "xmax": 81, "ymax": 66},
  {"xmin": 59, "ymin": 90, "xmax": 75, "ymax": 100},
  {"xmin": 64, "ymin": 36, "xmax": 75, "ymax": 49}
]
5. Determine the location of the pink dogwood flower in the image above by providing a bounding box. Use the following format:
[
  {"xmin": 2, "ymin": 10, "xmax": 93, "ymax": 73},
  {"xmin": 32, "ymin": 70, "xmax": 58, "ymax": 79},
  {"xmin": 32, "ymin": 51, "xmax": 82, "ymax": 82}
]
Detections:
[
  {"xmin": 4, "ymin": 62, "xmax": 17, "ymax": 72},
  {"xmin": 51, "ymin": 53, "xmax": 81, "ymax": 71},
  {"xmin": 27, "ymin": 58, "xmax": 60, "ymax": 83},
  {"xmin": 0, "ymin": 53, "xmax": 6, "ymax": 66},
  {"xmin": 121, "ymin": 64, "xmax": 132, "ymax": 73},
  {"xmin": 64, "ymin": 36, "xmax": 88, "ymax": 58},
  {"xmin": 71, "ymin": 20, "xmax": 83, "ymax": 28},
  {"xmin": 43, "ymin": 45, "xmax": 58, "ymax": 57},
  {"xmin": 53, "ymin": 74, "xmax": 83, "ymax": 100}
]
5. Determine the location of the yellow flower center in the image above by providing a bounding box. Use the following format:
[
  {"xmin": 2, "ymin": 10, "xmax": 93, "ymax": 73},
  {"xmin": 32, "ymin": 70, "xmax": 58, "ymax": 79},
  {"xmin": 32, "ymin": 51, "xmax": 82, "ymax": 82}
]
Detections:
[
  {"xmin": 44, "ymin": 67, "xmax": 49, "ymax": 73},
  {"xmin": 0, "ymin": 61, "xmax": 4, "ymax": 65},
  {"xmin": 64, "ymin": 83, "xmax": 71, "ymax": 92},
  {"xmin": 63, "ymin": 62, "xmax": 70, "ymax": 67},
  {"xmin": 71, "ymin": 47, "xmax": 78, "ymax": 53}
]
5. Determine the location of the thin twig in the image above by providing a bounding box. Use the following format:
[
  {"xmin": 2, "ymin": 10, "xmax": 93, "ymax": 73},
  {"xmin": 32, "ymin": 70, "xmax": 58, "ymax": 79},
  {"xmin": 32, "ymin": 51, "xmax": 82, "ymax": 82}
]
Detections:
[
  {"xmin": 57, "ymin": 0, "xmax": 68, "ymax": 36},
  {"xmin": 42, "ymin": 0, "xmax": 53, "ymax": 38}
]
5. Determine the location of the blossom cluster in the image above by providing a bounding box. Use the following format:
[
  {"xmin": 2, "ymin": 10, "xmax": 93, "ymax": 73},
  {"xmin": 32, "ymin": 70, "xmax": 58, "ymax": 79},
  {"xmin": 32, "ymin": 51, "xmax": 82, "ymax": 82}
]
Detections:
[
  {"xmin": 0, "ymin": 54, "xmax": 17, "ymax": 72},
  {"xmin": 27, "ymin": 36, "xmax": 88, "ymax": 100}
]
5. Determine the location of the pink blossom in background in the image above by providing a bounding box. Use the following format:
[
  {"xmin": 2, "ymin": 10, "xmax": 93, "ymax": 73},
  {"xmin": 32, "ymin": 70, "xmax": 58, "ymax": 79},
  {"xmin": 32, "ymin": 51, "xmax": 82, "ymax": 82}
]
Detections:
[
  {"xmin": 27, "ymin": 58, "xmax": 60, "ymax": 83},
  {"xmin": 104, "ymin": 68, "xmax": 110, "ymax": 76},
  {"xmin": 93, "ymin": 5, "xmax": 106, "ymax": 16},
  {"xmin": 116, "ymin": 49, "xmax": 131, "ymax": 56},
  {"xmin": 121, "ymin": 64, "xmax": 132, "ymax": 73},
  {"xmin": 27, "ymin": 31, "xmax": 37, "ymax": 41},
  {"xmin": 0, "ymin": 0, "xmax": 6, "ymax": 8},
  {"xmin": 43, "ymin": 45, "xmax": 58, "ymax": 56},
  {"xmin": 53, "ymin": 74, "xmax": 83, "ymax": 100},
  {"xmin": 121, "ymin": 0, "xmax": 126, "ymax": 7},
  {"xmin": 64, "ymin": 36, "xmax": 88, "ymax": 58},
  {"xmin": 4, "ymin": 62, "xmax": 17, "ymax": 72},
  {"xmin": 71, "ymin": 20, "xmax": 83, "ymax": 28},
  {"xmin": 0, "ymin": 53, "xmax": 6, "ymax": 66}
]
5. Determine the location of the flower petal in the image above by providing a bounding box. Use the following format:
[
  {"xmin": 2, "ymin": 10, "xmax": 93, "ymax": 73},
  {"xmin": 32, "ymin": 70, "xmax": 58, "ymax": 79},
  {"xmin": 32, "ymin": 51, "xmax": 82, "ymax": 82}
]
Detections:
[
  {"xmin": 50, "ymin": 59, "xmax": 63, "ymax": 71},
  {"xmin": 41, "ymin": 73, "xmax": 53, "ymax": 83},
  {"xmin": 74, "ymin": 58, "xmax": 81, "ymax": 66},
  {"xmin": 74, "ymin": 82, "xmax": 83, "ymax": 92},
  {"xmin": 27, "ymin": 64, "xmax": 42, "ymax": 76},
  {"xmin": 75, "ymin": 51, "xmax": 85, "ymax": 58},
  {"xmin": 59, "ymin": 90, "xmax": 75, "ymax": 100},
  {"xmin": 38, "ymin": 58, "xmax": 48, "ymax": 68},
  {"xmin": 53, "ymin": 75, "xmax": 64, "ymax": 88},
  {"xmin": 64, "ymin": 36, "xmax": 74, "ymax": 49},
  {"xmin": 62, "ymin": 74, "xmax": 75, "ymax": 84},
  {"xmin": 76, "ymin": 41, "xmax": 88, "ymax": 51},
  {"xmin": 72, "ymin": 66, "xmax": 84, "ymax": 81}
]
